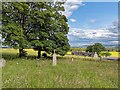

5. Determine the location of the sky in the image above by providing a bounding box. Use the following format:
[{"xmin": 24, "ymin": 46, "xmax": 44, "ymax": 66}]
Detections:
[{"xmin": 63, "ymin": 0, "xmax": 118, "ymax": 47}]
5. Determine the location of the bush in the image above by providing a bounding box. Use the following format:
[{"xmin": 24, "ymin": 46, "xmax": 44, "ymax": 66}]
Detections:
[{"xmin": 100, "ymin": 52, "xmax": 111, "ymax": 57}]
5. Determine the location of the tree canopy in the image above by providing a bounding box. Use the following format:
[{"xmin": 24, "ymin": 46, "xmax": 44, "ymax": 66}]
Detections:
[
  {"xmin": 2, "ymin": 2, "xmax": 30, "ymax": 57},
  {"xmin": 86, "ymin": 43, "xmax": 106, "ymax": 55},
  {"xmin": 2, "ymin": 2, "xmax": 70, "ymax": 58}
]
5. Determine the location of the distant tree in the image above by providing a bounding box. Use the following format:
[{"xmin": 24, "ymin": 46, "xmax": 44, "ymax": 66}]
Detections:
[
  {"xmin": 100, "ymin": 52, "xmax": 111, "ymax": 57},
  {"xmin": 86, "ymin": 43, "xmax": 106, "ymax": 56},
  {"xmin": 86, "ymin": 45, "xmax": 94, "ymax": 52},
  {"xmin": 93, "ymin": 43, "xmax": 106, "ymax": 55}
]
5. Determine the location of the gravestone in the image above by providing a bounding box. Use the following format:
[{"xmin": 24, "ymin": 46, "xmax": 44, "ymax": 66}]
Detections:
[
  {"xmin": 94, "ymin": 52, "xmax": 98, "ymax": 58},
  {"xmin": 52, "ymin": 49, "xmax": 57, "ymax": 66},
  {"xmin": 0, "ymin": 58, "xmax": 6, "ymax": 68},
  {"xmin": 72, "ymin": 58, "xmax": 74, "ymax": 61}
]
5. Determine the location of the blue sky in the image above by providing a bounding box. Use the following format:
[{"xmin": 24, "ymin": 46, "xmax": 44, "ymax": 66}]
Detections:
[
  {"xmin": 63, "ymin": 1, "xmax": 118, "ymax": 47},
  {"xmin": 68, "ymin": 2, "xmax": 118, "ymax": 29}
]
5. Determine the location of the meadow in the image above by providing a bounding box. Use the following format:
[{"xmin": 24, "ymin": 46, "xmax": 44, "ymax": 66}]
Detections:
[{"xmin": 0, "ymin": 48, "xmax": 119, "ymax": 88}]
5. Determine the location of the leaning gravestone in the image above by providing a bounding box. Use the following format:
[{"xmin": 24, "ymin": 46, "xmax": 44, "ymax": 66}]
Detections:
[
  {"xmin": 0, "ymin": 58, "xmax": 6, "ymax": 68},
  {"xmin": 52, "ymin": 49, "xmax": 57, "ymax": 66},
  {"xmin": 94, "ymin": 52, "xmax": 98, "ymax": 58},
  {"xmin": 72, "ymin": 58, "xmax": 74, "ymax": 61}
]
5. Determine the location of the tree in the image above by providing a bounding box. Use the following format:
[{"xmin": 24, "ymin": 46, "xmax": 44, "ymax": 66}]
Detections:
[
  {"xmin": 2, "ymin": 2, "xmax": 30, "ymax": 57},
  {"xmin": 100, "ymin": 52, "xmax": 111, "ymax": 57},
  {"xmin": 86, "ymin": 43, "xmax": 106, "ymax": 56},
  {"xmin": 86, "ymin": 45, "xmax": 94, "ymax": 52},
  {"xmin": 28, "ymin": 2, "xmax": 70, "ymax": 58},
  {"xmin": 2, "ymin": 2, "xmax": 70, "ymax": 58},
  {"xmin": 93, "ymin": 43, "xmax": 106, "ymax": 55}
]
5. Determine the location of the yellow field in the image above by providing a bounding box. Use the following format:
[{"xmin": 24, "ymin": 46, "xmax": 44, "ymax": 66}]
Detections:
[
  {"xmin": 0, "ymin": 48, "xmax": 119, "ymax": 58},
  {"xmin": 109, "ymin": 52, "xmax": 120, "ymax": 58}
]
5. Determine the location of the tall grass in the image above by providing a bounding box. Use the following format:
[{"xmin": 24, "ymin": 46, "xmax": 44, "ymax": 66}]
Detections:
[{"xmin": 1, "ymin": 48, "xmax": 119, "ymax": 88}]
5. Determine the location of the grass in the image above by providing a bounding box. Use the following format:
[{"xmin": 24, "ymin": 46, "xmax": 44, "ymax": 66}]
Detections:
[{"xmin": 1, "ymin": 48, "xmax": 119, "ymax": 88}]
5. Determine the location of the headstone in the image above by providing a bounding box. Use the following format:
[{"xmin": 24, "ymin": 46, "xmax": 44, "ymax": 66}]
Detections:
[
  {"xmin": 52, "ymin": 49, "xmax": 57, "ymax": 66},
  {"xmin": 94, "ymin": 52, "xmax": 98, "ymax": 58},
  {"xmin": 72, "ymin": 58, "xmax": 74, "ymax": 61},
  {"xmin": 0, "ymin": 58, "xmax": 6, "ymax": 68}
]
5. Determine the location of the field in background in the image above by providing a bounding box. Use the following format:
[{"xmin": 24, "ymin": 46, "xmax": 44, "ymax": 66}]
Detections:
[
  {"xmin": 110, "ymin": 52, "xmax": 119, "ymax": 58},
  {"xmin": 1, "ymin": 48, "xmax": 119, "ymax": 58},
  {"xmin": 0, "ymin": 48, "xmax": 119, "ymax": 88}
]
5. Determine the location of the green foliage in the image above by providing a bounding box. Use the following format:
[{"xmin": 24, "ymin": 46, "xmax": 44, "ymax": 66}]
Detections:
[
  {"xmin": 2, "ymin": 2, "xmax": 70, "ymax": 58},
  {"xmin": 2, "ymin": 2, "xmax": 30, "ymax": 57},
  {"xmin": 93, "ymin": 43, "xmax": 106, "ymax": 54},
  {"xmin": 28, "ymin": 2, "xmax": 70, "ymax": 57},
  {"xmin": 86, "ymin": 45, "xmax": 94, "ymax": 52},
  {"xmin": 70, "ymin": 48, "xmax": 86, "ymax": 51},
  {"xmin": 100, "ymin": 52, "xmax": 112, "ymax": 57},
  {"xmin": 86, "ymin": 43, "xmax": 106, "ymax": 55}
]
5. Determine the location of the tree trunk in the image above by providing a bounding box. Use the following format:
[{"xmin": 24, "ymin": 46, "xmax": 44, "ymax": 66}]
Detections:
[
  {"xmin": 19, "ymin": 48, "xmax": 23, "ymax": 57},
  {"xmin": 37, "ymin": 50, "xmax": 41, "ymax": 58},
  {"xmin": 99, "ymin": 56, "xmax": 102, "ymax": 61}
]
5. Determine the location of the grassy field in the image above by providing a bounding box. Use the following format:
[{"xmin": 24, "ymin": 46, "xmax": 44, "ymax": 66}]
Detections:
[{"xmin": 0, "ymin": 48, "xmax": 119, "ymax": 88}]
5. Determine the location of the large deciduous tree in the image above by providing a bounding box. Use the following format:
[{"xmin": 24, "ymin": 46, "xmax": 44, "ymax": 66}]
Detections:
[
  {"xmin": 28, "ymin": 2, "xmax": 70, "ymax": 58},
  {"xmin": 2, "ymin": 2, "xmax": 30, "ymax": 57},
  {"xmin": 2, "ymin": 2, "xmax": 70, "ymax": 58}
]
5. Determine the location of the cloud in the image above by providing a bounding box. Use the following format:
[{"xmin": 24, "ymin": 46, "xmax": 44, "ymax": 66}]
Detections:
[
  {"xmin": 68, "ymin": 28, "xmax": 117, "ymax": 39},
  {"xmin": 90, "ymin": 19, "xmax": 96, "ymax": 23},
  {"xmin": 81, "ymin": 3, "xmax": 85, "ymax": 6},
  {"xmin": 70, "ymin": 18, "xmax": 76, "ymax": 22},
  {"xmin": 108, "ymin": 41, "xmax": 118, "ymax": 44},
  {"xmin": 63, "ymin": 0, "xmax": 83, "ymax": 17},
  {"xmin": 67, "ymin": 26, "xmax": 118, "ymax": 47}
]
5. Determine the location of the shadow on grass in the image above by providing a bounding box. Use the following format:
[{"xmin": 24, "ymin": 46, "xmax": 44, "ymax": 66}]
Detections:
[
  {"xmin": 2, "ymin": 53, "xmax": 54, "ymax": 61},
  {"xmin": 2, "ymin": 52, "xmax": 118, "ymax": 62}
]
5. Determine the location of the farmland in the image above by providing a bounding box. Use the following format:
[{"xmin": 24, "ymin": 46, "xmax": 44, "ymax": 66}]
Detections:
[{"xmin": 0, "ymin": 48, "xmax": 119, "ymax": 88}]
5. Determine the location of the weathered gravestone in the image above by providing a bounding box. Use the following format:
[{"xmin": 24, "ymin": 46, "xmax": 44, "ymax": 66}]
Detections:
[
  {"xmin": 52, "ymin": 49, "xmax": 57, "ymax": 66},
  {"xmin": 94, "ymin": 52, "xmax": 98, "ymax": 58},
  {"xmin": 72, "ymin": 58, "xmax": 74, "ymax": 61},
  {"xmin": 0, "ymin": 58, "xmax": 6, "ymax": 68}
]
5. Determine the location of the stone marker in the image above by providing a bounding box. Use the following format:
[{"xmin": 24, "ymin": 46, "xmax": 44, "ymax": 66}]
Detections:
[
  {"xmin": 52, "ymin": 49, "xmax": 57, "ymax": 66},
  {"xmin": 72, "ymin": 58, "xmax": 74, "ymax": 61},
  {"xmin": 0, "ymin": 58, "xmax": 6, "ymax": 68},
  {"xmin": 94, "ymin": 52, "xmax": 98, "ymax": 58}
]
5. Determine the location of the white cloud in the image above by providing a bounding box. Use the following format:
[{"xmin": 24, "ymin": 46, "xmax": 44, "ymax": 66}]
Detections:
[
  {"xmin": 90, "ymin": 19, "xmax": 96, "ymax": 23},
  {"xmin": 70, "ymin": 5, "xmax": 79, "ymax": 10},
  {"xmin": 63, "ymin": 0, "xmax": 83, "ymax": 17},
  {"xmin": 67, "ymin": 23, "xmax": 118, "ymax": 47},
  {"xmin": 109, "ymin": 41, "xmax": 118, "ymax": 44},
  {"xmin": 70, "ymin": 18, "xmax": 76, "ymax": 22},
  {"xmin": 65, "ymin": 0, "xmax": 83, "ymax": 3},
  {"xmin": 68, "ymin": 27, "xmax": 118, "ymax": 39},
  {"xmin": 81, "ymin": 3, "xmax": 85, "ymax": 6}
]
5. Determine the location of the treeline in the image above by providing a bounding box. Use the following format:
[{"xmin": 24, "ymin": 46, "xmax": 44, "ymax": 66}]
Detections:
[
  {"xmin": 70, "ymin": 45, "xmax": 119, "ymax": 52},
  {"xmin": 105, "ymin": 47, "xmax": 120, "ymax": 52},
  {"xmin": 70, "ymin": 47, "xmax": 86, "ymax": 51}
]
